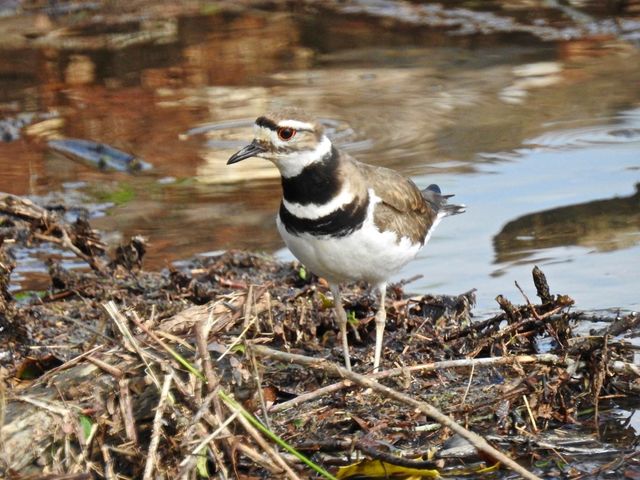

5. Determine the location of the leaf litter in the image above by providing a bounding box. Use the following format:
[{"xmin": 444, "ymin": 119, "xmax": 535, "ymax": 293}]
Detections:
[{"xmin": 1, "ymin": 192, "xmax": 639, "ymax": 479}]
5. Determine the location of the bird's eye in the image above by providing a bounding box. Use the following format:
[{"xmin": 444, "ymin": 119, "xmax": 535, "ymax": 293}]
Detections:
[{"xmin": 277, "ymin": 127, "xmax": 296, "ymax": 141}]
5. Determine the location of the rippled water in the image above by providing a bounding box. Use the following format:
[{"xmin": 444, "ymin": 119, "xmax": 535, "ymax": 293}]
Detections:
[{"xmin": 1, "ymin": 3, "xmax": 639, "ymax": 314}]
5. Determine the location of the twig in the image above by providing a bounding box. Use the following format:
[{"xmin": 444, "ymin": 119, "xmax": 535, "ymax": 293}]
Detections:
[
  {"xmin": 469, "ymin": 304, "xmax": 567, "ymax": 357},
  {"xmin": 16, "ymin": 395, "xmax": 72, "ymax": 416},
  {"xmin": 118, "ymin": 378, "xmax": 138, "ymax": 444},
  {"xmin": 356, "ymin": 439, "xmax": 437, "ymax": 469},
  {"xmin": 129, "ymin": 309, "xmax": 205, "ymax": 382},
  {"xmin": 104, "ymin": 301, "xmax": 162, "ymax": 390},
  {"xmin": 195, "ymin": 312, "xmax": 219, "ymax": 391},
  {"xmin": 270, "ymin": 354, "xmax": 561, "ymax": 413},
  {"xmin": 101, "ymin": 443, "xmax": 116, "ymax": 480},
  {"xmin": 218, "ymin": 314, "xmax": 256, "ymax": 361},
  {"xmin": 183, "ymin": 411, "xmax": 239, "ymax": 464},
  {"xmin": 33, "ymin": 231, "xmax": 106, "ymax": 273},
  {"xmin": 143, "ymin": 372, "xmax": 173, "ymax": 480},
  {"xmin": 522, "ymin": 394, "xmax": 538, "ymax": 432},
  {"xmin": 223, "ymin": 397, "xmax": 303, "ymax": 480},
  {"xmin": 37, "ymin": 345, "xmax": 104, "ymax": 381},
  {"xmin": 250, "ymin": 349, "xmax": 272, "ymax": 429},
  {"xmin": 460, "ymin": 363, "xmax": 475, "ymax": 406},
  {"xmin": 170, "ymin": 385, "xmax": 229, "ymax": 480},
  {"xmin": 270, "ymin": 351, "xmax": 640, "ymax": 414},
  {"xmin": 87, "ymin": 355, "xmax": 123, "ymax": 378},
  {"xmin": 235, "ymin": 442, "xmax": 282, "ymax": 473},
  {"xmin": 270, "ymin": 379, "xmax": 352, "ymax": 413},
  {"xmin": 515, "ymin": 281, "xmax": 542, "ymax": 321},
  {"xmin": 594, "ymin": 333, "xmax": 609, "ymax": 437},
  {"xmin": 250, "ymin": 344, "xmax": 543, "ymax": 480},
  {"xmin": 177, "ymin": 391, "xmax": 231, "ymax": 479}
]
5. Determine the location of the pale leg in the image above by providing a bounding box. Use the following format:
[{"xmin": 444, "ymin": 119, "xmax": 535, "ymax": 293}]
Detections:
[
  {"xmin": 330, "ymin": 283, "xmax": 352, "ymax": 371},
  {"xmin": 373, "ymin": 283, "xmax": 387, "ymax": 372}
]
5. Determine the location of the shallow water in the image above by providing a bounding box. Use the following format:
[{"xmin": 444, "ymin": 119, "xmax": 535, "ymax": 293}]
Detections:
[{"xmin": 1, "ymin": 2, "xmax": 639, "ymax": 315}]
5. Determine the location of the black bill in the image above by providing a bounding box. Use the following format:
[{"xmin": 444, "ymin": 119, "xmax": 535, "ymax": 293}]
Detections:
[{"xmin": 227, "ymin": 141, "xmax": 265, "ymax": 164}]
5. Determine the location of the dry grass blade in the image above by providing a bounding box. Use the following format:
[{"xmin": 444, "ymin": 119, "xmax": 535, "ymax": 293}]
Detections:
[
  {"xmin": 104, "ymin": 301, "xmax": 162, "ymax": 390},
  {"xmin": 220, "ymin": 391, "xmax": 337, "ymax": 480},
  {"xmin": 143, "ymin": 372, "xmax": 173, "ymax": 480},
  {"xmin": 182, "ymin": 410, "xmax": 239, "ymax": 466}
]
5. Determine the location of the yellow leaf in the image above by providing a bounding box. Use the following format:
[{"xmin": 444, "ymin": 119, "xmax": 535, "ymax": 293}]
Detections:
[{"xmin": 336, "ymin": 459, "xmax": 440, "ymax": 479}]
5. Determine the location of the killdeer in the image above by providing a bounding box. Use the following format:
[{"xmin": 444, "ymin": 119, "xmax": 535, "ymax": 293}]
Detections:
[{"xmin": 228, "ymin": 109, "xmax": 464, "ymax": 371}]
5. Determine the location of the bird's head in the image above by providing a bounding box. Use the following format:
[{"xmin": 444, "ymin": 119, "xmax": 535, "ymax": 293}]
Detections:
[{"xmin": 227, "ymin": 109, "xmax": 332, "ymax": 178}]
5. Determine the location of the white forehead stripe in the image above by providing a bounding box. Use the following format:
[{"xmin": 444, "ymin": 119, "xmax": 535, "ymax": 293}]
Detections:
[
  {"xmin": 254, "ymin": 125, "xmax": 273, "ymax": 142},
  {"xmin": 277, "ymin": 119, "xmax": 315, "ymax": 130},
  {"xmin": 283, "ymin": 185, "xmax": 354, "ymax": 219}
]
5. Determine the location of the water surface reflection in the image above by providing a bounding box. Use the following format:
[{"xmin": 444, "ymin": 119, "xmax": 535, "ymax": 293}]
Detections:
[{"xmin": 0, "ymin": 3, "xmax": 639, "ymax": 313}]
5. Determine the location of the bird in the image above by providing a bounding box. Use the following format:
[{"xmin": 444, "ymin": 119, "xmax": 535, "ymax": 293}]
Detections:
[{"xmin": 227, "ymin": 108, "xmax": 465, "ymax": 372}]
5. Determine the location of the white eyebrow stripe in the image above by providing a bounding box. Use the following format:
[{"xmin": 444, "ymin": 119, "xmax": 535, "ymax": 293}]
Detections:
[{"xmin": 278, "ymin": 120, "xmax": 315, "ymax": 130}]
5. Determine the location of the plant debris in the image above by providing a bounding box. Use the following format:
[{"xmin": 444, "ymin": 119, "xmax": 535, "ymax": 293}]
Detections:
[{"xmin": 1, "ymin": 192, "xmax": 639, "ymax": 479}]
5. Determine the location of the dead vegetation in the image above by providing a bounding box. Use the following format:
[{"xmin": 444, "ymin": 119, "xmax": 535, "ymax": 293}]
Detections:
[{"xmin": 1, "ymin": 192, "xmax": 639, "ymax": 479}]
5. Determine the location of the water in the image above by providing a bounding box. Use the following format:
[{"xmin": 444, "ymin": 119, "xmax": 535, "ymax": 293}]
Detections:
[{"xmin": 0, "ymin": 3, "xmax": 639, "ymax": 315}]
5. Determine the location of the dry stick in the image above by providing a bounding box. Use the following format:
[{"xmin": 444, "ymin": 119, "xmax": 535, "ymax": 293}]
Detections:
[
  {"xmin": 522, "ymin": 395, "xmax": 538, "ymax": 432},
  {"xmin": 184, "ymin": 411, "xmax": 239, "ymax": 463},
  {"xmin": 30, "ymin": 344, "xmax": 103, "ymax": 387},
  {"xmin": 249, "ymin": 350, "xmax": 272, "ymax": 430},
  {"xmin": 514, "ymin": 281, "xmax": 542, "ymax": 321},
  {"xmin": 177, "ymin": 409, "xmax": 237, "ymax": 479},
  {"xmin": 594, "ymin": 333, "xmax": 609, "ymax": 438},
  {"xmin": 225, "ymin": 401, "xmax": 303, "ymax": 480},
  {"xmin": 195, "ymin": 314, "xmax": 218, "ymax": 391},
  {"xmin": 118, "ymin": 378, "xmax": 138, "ymax": 445},
  {"xmin": 235, "ymin": 442, "xmax": 283, "ymax": 473},
  {"xmin": 86, "ymin": 355, "xmax": 123, "ymax": 378},
  {"xmin": 168, "ymin": 375, "xmax": 229, "ymax": 480},
  {"xmin": 469, "ymin": 304, "xmax": 567, "ymax": 357},
  {"xmin": 143, "ymin": 372, "xmax": 173, "ymax": 480},
  {"xmin": 460, "ymin": 362, "xmax": 475, "ymax": 406},
  {"xmin": 193, "ymin": 319, "xmax": 232, "ymax": 480},
  {"xmin": 270, "ymin": 352, "xmax": 640, "ymax": 414},
  {"xmin": 128, "ymin": 309, "xmax": 205, "ymax": 382},
  {"xmin": 237, "ymin": 410, "xmax": 303, "ymax": 480},
  {"xmin": 104, "ymin": 301, "xmax": 162, "ymax": 390},
  {"xmin": 251, "ymin": 344, "xmax": 543, "ymax": 480},
  {"xmin": 270, "ymin": 353, "xmax": 561, "ymax": 413},
  {"xmin": 33, "ymin": 231, "xmax": 106, "ymax": 273},
  {"xmin": 101, "ymin": 443, "xmax": 115, "ymax": 480},
  {"xmin": 270, "ymin": 379, "xmax": 351, "ymax": 413}
]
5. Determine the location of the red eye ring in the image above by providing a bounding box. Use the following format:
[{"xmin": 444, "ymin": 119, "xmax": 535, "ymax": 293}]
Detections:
[{"xmin": 277, "ymin": 127, "xmax": 296, "ymax": 141}]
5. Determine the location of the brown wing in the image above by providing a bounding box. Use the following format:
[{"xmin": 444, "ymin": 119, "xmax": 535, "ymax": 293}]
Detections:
[{"xmin": 349, "ymin": 159, "xmax": 437, "ymax": 244}]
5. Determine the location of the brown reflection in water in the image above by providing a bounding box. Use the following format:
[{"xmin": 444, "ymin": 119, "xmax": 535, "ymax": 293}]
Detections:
[
  {"xmin": 493, "ymin": 184, "xmax": 640, "ymax": 264},
  {"xmin": 89, "ymin": 179, "xmax": 284, "ymax": 270},
  {"xmin": 2, "ymin": 3, "xmax": 640, "ymax": 278}
]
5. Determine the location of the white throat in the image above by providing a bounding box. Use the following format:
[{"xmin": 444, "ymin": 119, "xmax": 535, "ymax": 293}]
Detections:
[{"xmin": 272, "ymin": 135, "xmax": 332, "ymax": 178}]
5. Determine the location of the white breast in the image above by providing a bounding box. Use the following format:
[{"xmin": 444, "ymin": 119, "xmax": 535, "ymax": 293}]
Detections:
[{"xmin": 276, "ymin": 188, "xmax": 424, "ymax": 285}]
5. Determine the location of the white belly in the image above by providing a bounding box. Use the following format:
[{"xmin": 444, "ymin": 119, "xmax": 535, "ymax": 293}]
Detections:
[{"xmin": 276, "ymin": 213, "xmax": 422, "ymax": 285}]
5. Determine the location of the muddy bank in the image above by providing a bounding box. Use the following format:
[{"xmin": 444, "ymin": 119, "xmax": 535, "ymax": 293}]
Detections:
[{"xmin": 1, "ymin": 192, "xmax": 639, "ymax": 479}]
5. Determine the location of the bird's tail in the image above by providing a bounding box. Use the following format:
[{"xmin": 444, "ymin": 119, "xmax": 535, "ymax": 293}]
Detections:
[{"xmin": 422, "ymin": 184, "xmax": 466, "ymax": 217}]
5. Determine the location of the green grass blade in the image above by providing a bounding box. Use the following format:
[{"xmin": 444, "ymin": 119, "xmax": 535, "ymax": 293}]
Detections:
[{"xmin": 219, "ymin": 390, "xmax": 338, "ymax": 480}]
